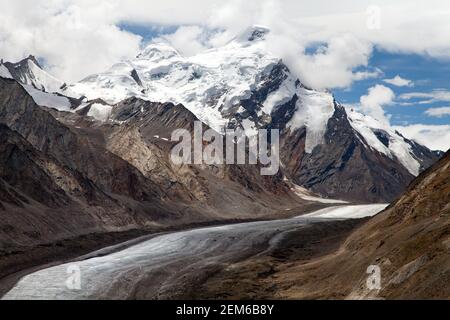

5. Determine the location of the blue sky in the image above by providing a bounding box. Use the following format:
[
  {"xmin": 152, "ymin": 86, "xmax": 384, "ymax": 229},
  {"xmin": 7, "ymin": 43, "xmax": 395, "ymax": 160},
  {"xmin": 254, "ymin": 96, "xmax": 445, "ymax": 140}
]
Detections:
[
  {"xmin": 334, "ymin": 49, "xmax": 450, "ymax": 126},
  {"xmin": 118, "ymin": 22, "xmax": 177, "ymax": 42}
]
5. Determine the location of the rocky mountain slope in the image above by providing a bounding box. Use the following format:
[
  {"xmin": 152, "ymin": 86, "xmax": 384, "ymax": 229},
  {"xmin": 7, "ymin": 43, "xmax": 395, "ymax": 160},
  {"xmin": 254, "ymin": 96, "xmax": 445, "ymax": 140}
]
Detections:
[
  {"xmin": 0, "ymin": 76, "xmax": 314, "ymax": 249},
  {"xmin": 338, "ymin": 149, "xmax": 449, "ymax": 299},
  {"xmin": 292, "ymin": 149, "xmax": 449, "ymax": 299},
  {"xmin": 0, "ymin": 25, "xmax": 446, "ymax": 299},
  {"xmin": 189, "ymin": 150, "xmax": 449, "ymax": 299},
  {"xmin": 0, "ymin": 25, "xmax": 443, "ymax": 244},
  {"xmin": 252, "ymin": 150, "xmax": 449, "ymax": 299},
  {"xmin": 57, "ymin": 25, "xmax": 439, "ymax": 202}
]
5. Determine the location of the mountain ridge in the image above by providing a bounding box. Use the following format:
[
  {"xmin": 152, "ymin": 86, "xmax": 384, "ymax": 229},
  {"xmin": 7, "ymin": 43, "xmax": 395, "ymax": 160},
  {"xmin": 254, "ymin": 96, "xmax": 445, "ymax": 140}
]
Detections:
[
  {"xmin": 0, "ymin": 26, "xmax": 442, "ymax": 202},
  {"xmin": 0, "ymin": 76, "xmax": 315, "ymax": 247}
]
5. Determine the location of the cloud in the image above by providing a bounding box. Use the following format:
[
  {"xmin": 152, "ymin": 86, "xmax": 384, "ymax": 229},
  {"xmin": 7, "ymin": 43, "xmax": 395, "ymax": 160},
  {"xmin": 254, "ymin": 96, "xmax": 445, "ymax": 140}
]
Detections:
[
  {"xmin": 393, "ymin": 124, "xmax": 450, "ymax": 151},
  {"xmin": 153, "ymin": 26, "xmax": 211, "ymax": 56},
  {"xmin": 359, "ymin": 84, "xmax": 395, "ymax": 125},
  {"xmin": 1, "ymin": 0, "xmax": 449, "ymax": 86},
  {"xmin": 283, "ymin": 34, "xmax": 375, "ymax": 89},
  {"xmin": 424, "ymin": 106, "xmax": 450, "ymax": 118},
  {"xmin": 399, "ymin": 89, "xmax": 450, "ymax": 104},
  {"xmin": 354, "ymin": 85, "xmax": 450, "ymax": 151},
  {"xmin": 0, "ymin": 1, "xmax": 146, "ymax": 82},
  {"xmin": 383, "ymin": 75, "xmax": 413, "ymax": 87},
  {"xmin": 354, "ymin": 68, "xmax": 384, "ymax": 81}
]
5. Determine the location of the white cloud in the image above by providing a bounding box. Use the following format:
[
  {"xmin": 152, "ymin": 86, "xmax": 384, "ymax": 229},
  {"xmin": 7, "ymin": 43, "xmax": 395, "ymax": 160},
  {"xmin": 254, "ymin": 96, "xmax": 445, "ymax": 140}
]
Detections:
[
  {"xmin": 424, "ymin": 106, "xmax": 450, "ymax": 118},
  {"xmin": 393, "ymin": 124, "xmax": 450, "ymax": 151},
  {"xmin": 154, "ymin": 26, "xmax": 209, "ymax": 56},
  {"xmin": 359, "ymin": 84, "xmax": 395, "ymax": 125},
  {"xmin": 354, "ymin": 68, "xmax": 384, "ymax": 81},
  {"xmin": 383, "ymin": 75, "xmax": 413, "ymax": 87},
  {"xmin": 284, "ymin": 34, "xmax": 375, "ymax": 89},
  {"xmin": 355, "ymin": 85, "xmax": 450, "ymax": 151},
  {"xmin": 399, "ymin": 89, "xmax": 450, "ymax": 104},
  {"xmin": 0, "ymin": 0, "xmax": 143, "ymax": 82},
  {"xmin": 1, "ymin": 0, "xmax": 450, "ymax": 87}
]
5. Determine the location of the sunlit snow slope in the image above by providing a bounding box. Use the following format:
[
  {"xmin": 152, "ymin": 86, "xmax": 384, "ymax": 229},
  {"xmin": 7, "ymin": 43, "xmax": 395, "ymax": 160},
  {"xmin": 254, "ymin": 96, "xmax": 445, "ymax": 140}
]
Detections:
[{"xmin": 64, "ymin": 26, "xmax": 433, "ymax": 176}]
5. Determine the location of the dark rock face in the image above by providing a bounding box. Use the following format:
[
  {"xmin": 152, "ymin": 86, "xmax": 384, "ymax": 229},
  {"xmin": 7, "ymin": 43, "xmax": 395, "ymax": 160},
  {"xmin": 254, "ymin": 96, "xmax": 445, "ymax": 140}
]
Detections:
[
  {"xmin": 0, "ymin": 123, "xmax": 138, "ymax": 249},
  {"xmin": 130, "ymin": 69, "xmax": 143, "ymax": 87},
  {"xmin": 226, "ymin": 62, "xmax": 290, "ymax": 129},
  {"xmin": 0, "ymin": 124, "xmax": 72, "ymax": 208},
  {"xmin": 0, "ymin": 77, "xmax": 306, "ymax": 249},
  {"xmin": 104, "ymin": 97, "xmax": 298, "ymax": 209},
  {"xmin": 207, "ymin": 60, "xmax": 441, "ymax": 202},
  {"xmin": 281, "ymin": 105, "xmax": 418, "ymax": 202},
  {"xmin": 0, "ymin": 78, "xmax": 159, "ymax": 202}
]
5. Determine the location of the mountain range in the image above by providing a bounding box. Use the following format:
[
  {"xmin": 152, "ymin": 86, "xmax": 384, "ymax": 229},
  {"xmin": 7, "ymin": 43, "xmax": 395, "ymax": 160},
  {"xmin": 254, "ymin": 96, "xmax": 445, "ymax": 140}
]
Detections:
[
  {"xmin": 1, "ymin": 27, "xmax": 441, "ymax": 205},
  {"xmin": 0, "ymin": 25, "xmax": 447, "ymax": 301},
  {"xmin": 0, "ymin": 26, "xmax": 444, "ymax": 277}
]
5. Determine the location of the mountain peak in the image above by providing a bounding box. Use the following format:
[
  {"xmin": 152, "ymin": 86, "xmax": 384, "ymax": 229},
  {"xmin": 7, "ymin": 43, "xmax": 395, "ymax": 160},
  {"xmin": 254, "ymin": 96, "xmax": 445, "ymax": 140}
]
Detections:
[
  {"xmin": 136, "ymin": 42, "xmax": 180, "ymax": 61},
  {"xmin": 236, "ymin": 25, "xmax": 270, "ymax": 43},
  {"xmin": 25, "ymin": 54, "xmax": 42, "ymax": 68},
  {"xmin": 7, "ymin": 54, "xmax": 43, "ymax": 70},
  {"xmin": 2, "ymin": 55, "xmax": 65, "ymax": 93}
]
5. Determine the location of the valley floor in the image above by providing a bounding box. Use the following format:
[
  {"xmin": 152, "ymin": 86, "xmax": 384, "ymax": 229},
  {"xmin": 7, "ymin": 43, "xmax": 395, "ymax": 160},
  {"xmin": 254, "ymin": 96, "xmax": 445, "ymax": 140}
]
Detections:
[
  {"xmin": 0, "ymin": 202, "xmax": 330, "ymax": 297},
  {"xmin": 1, "ymin": 204, "xmax": 387, "ymax": 299}
]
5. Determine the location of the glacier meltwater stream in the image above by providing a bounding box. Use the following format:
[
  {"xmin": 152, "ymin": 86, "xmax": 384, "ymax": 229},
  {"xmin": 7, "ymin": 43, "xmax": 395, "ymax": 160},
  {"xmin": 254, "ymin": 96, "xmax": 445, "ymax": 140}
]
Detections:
[{"xmin": 2, "ymin": 204, "xmax": 387, "ymax": 300}]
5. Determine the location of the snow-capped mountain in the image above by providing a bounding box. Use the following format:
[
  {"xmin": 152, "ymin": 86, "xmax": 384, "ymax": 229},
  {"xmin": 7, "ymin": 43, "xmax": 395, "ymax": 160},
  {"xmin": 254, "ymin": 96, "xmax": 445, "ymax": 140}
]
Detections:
[
  {"xmin": 67, "ymin": 26, "xmax": 287, "ymax": 132},
  {"xmin": 58, "ymin": 25, "xmax": 440, "ymax": 201},
  {"xmin": 2, "ymin": 55, "xmax": 66, "ymax": 93},
  {"xmin": 346, "ymin": 109, "xmax": 422, "ymax": 176},
  {"xmin": 0, "ymin": 26, "xmax": 441, "ymax": 201},
  {"xmin": 66, "ymin": 26, "xmax": 338, "ymax": 153},
  {"xmin": 1, "ymin": 56, "xmax": 74, "ymax": 111}
]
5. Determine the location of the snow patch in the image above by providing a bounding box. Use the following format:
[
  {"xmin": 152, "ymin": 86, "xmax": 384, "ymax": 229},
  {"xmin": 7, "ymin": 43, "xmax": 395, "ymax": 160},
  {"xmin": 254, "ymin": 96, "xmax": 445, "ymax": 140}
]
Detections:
[
  {"xmin": 87, "ymin": 103, "xmax": 112, "ymax": 121},
  {"xmin": 241, "ymin": 118, "xmax": 258, "ymax": 136},
  {"xmin": 288, "ymin": 88, "xmax": 335, "ymax": 153},
  {"xmin": 23, "ymin": 85, "xmax": 71, "ymax": 111},
  {"xmin": 302, "ymin": 204, "xmax": 388, "ymax": 219},
  {"xmin": 0, "ymin": 64, "xmax": 13, "ymax": 79},
  {"xmin": 262, "ymin": 74, "xmax": 297, "ymax": 115},
  {"xmin": 26, "ymin": 60, "xmax": 65, "ymax": 93},
  {"xmin": 290, "ymin": 183, "xmax": 348, "ymax": 204}
]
